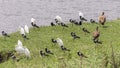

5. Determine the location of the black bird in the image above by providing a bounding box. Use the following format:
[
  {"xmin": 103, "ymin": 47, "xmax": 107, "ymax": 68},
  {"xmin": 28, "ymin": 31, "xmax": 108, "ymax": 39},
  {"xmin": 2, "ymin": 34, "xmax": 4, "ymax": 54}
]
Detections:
[
  {"xmin": 55, "ymin": 19, "xmax": 58, "ymax": 24},
  {"xmin": 90, "ymin": 19, "xmax": 96, "ymax": 23},
  {"xmin": 61, "ymin": 46, "xmax": 70, "ymax": 51},
  {"xmin": 77, "ymin": 51, "xmax": 88, "ymax": 58},
  {"xmin": 45, "ymin": 48, "xmax": 53, "ymax": 55},
  {"xmin": 60, "ymin": 22, "xmax": 68, "ymax": 28},
  {"xmin": 31, "ymin": 22, "xmax": 39, "ymax": 28},
  {"xmin": 71, "ymin": 32, "xmax": 80, "ymax": 39},
  {"xmin": 21, "ymin": 34, "xmax": 29, "ymax": 40},
  {"xmin": 79, "ymin": 16, "xmax": 87, "ymax": 21},
  {"xmin": 2, "ymin": 31, "xmax": 10, "ymax": 37},
  {"xmin": 40, "ymin": 50, "xmax": 47, "ymax": 57},
  {"xmin": 51, "ymin": 38, "xmax": 57, "ymax": 43},
  {"xmin": 51, "ymin": 22, "xmax": 56, "ymax": 26},
  {"xmin": 69, "ymin": 19, "xmax": 75, "ymax": 24},
  {"xmin": 82, "ymin": 28, "xmax": 90, "ymax": 34}
]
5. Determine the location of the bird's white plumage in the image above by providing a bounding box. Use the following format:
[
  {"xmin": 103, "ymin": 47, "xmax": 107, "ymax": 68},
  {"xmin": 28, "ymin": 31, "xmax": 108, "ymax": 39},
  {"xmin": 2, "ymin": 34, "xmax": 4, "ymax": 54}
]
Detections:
[
  {"xmin": 24, "ymin": 25, "xmax": 29, "ymax": 34},
  {"xmin": 15, "ymin": 45, "xmax": 25, "ymax": 54},
  {"xmin": 56, "ymin": 38, "xmax": 64, "ymax": 46},
  {"xmin": 55, "ymin": 15, "xmax": 62, "ymax": 22},
  {"xmin": 20, "ymin": 27, "xmax": 25, "ymax": 35},
  {"xmin": 24, "ymin": 47, "xmax": 31, "ymax": 58},
  {"xmin": 15, "ymin": 40, "xmax": 31, "ymax": 58},
  {"xmin": 79, "ymin": 11, "xmax": 84, "ymax": 17},
  {"xmin": 18, "ymin": 40, "xmax": 23, "ymax": 47},
  {"xmin": 31, "ymin": 18, "xmax": 36, "ymax": 24}
]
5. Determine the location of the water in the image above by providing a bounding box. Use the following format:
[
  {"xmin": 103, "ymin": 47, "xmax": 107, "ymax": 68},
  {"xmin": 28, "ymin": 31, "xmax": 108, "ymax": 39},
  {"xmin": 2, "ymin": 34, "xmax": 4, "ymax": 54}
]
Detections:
[{"xmin": 0, "ymin": 0, "xmax": 120, "ymax": 33}]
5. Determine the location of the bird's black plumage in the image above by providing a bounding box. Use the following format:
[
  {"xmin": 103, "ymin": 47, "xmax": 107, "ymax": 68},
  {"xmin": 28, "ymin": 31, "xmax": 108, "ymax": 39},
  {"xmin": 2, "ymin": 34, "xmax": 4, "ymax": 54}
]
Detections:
[
  {"xmin": 77, "ymin": 51, "xmax": 88, "ymax": 58},
  {"xmin": 60, "ymin": 22, "xmax": 68, "ymax": 28},
  {"xmin": 61, "ymin": 46, "xmax": 70, "ymax": 51},
  {"xmin": 51, "ymin": 38, "xmax": 57, "ymax": 43},
  {"xmin": 2, "ymin": 31, "xmax": 10, "ymax": 37},
  {"xmin": 79, "ymin": 16, "xmax": 87, "ymax": 21},
  {"xmin": 21, "ymin": 34, "xmax": 29, "ymax": 40},
  {"xmin": 40, "ymin": 50, "xmax": 46, "ymax": 57},
  {"xmin": 31, "ymin": 22, "xmax": 39, "ymax": 28},
  {"xmin": 45, "ymin": 48, "xmax": 53, "ymax": 55},
  {"xmin": 51, "ymin": 22, "xmax": 56, "ymax": 26},
  {"xmin": 82, "ymin": 28, "xmax": 90, "ymax": 33},
  {"xmin": 71, "ymin": 32, "xmax": 80, "ymax": 39},
  {"xmin": 90, "ymin": 19, "xmax": 96, "ymax": 23}
]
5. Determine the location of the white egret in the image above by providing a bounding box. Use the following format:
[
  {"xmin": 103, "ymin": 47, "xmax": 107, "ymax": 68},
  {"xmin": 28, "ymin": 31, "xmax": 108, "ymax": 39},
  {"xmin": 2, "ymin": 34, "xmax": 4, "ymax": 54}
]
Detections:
[
  {"xmin": 24, "ymin": 47, "xmax": 31, "ymax": 58},
  {"xmin": 24, "ymin": 25, "xmax": 29, "ymax": 34},
  {"xmin": 19, "ymin": 26, "xmax": 25, "ymax": 36},
  {"xmin": 56, "ymin": 38, "xmax": 64, "ymax": 47},
  {"xmin": 2, "ymin": 31, "xmax": 10, "ymax": 37},
  {"xmin": 17, "ymin": 40, "xmax": 23, "ymax": 47}
]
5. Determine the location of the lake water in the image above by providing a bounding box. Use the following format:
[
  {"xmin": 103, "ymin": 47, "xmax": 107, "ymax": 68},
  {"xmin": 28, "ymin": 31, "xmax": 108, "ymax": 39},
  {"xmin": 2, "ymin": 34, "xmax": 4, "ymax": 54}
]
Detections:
[{"xmin": 0, "ymin": 0, "xmax": 120, "ymax": 33}]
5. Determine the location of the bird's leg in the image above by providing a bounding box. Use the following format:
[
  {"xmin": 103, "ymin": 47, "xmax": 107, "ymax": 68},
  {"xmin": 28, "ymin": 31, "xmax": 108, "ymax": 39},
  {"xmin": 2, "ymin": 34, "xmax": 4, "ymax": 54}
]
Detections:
[{"xmin": 80, "ymin": 56, "xmax": 83, "ymax": 68}]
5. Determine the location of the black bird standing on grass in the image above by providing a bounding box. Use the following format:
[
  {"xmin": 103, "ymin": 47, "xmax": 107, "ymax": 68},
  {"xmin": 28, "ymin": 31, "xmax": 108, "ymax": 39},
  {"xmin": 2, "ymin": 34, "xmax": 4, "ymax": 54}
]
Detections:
[
  {"xmin": 79, "ymin": 11, "xmax": 87, "ymax": 21},
  {"xmin": 2, "ymin": 31, "xmax": 10, "ymax": 37},
  {"xmin": 31, "ymin": 18, "xmax": 39, "ymax": 28},
  {"xmin": 51, "ymin": 22, "xmax": 56, "ymax": 26},
  {"xmin": 61, "ymin": 46, "xmax": 70, "ymax": 51},
  {"xmin": 71, "ymin": 32, "xmax": 80, "ymax": 40},
  {"xmin": 45, "ymin": 48, "xmax": 53, "ymax": 55},
  {"xmin": 90, "ymin": 19, "xmax": 96, "ymax": 23},
  {"xmin": 60, "ymin": 22, "xmax": 68, "ymax": 29},
  {"xmin": 40, "ymin": 50, "xmax": 47, "ymax": 57},
  {"xmin": 77, "ymin": 51, "xmax": 88, "ymax": 58},
  {"xmin": 82, "ymin": 28, "xmax": 90, "ymax": 34}
]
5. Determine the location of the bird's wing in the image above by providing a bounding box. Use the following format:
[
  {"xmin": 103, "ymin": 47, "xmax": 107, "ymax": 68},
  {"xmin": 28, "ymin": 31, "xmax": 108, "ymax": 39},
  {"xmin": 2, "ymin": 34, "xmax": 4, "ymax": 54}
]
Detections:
[
  {"xmin": 24, "ymin": 25, "xmax": 29, "ymax": 33},
  {"xmin": 20, "ymin": 27, "xmax": 25, "ymax": 35}
]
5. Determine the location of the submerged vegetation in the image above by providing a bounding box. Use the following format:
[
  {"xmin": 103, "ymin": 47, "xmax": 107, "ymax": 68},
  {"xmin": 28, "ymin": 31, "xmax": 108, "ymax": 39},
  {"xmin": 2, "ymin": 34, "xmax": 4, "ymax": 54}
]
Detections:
[{"xmin": 0, "ymin": 20, "xmax": 120, "ymax": 68}]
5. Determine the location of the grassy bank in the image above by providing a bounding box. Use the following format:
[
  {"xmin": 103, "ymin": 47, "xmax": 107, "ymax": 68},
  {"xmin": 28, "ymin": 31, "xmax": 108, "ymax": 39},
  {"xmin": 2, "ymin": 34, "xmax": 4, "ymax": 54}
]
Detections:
[{"xmin": 0, "ymin": 20, "xmax": 120, "ymax": 68}]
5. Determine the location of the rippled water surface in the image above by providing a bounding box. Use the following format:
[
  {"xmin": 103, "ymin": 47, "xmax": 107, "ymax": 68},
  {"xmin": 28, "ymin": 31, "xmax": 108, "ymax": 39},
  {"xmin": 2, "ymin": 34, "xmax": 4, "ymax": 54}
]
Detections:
[{"xmin": 0, "ymin": 0, "xmax": 120, "ymax": 33}]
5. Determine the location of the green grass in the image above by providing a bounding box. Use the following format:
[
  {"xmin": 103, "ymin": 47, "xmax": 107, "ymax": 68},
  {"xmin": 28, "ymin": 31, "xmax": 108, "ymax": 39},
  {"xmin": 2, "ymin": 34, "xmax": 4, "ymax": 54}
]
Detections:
[{"xmin": 0, "ymin": 20, "xmax": 120, "ymax": 68}]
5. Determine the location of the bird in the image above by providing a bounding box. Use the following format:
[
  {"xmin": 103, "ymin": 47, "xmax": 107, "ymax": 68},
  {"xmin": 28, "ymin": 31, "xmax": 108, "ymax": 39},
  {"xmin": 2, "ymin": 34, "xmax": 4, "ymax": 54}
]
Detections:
[
  {"xmin": 77, "ymin": 51, "xmax": 88, "ymax": 58},
  {"xmin": 71, "ymin": 32, "xmax": 80, "ymax": 40},
  {"xmin": 24, "ymin": 47, "xmax": 31, "ymax": 58},
  {"xmin": 45, "ymin": 48, "xmax": 53, "ymax": 55},
  {"xmin": 2, "ymin": 31, "xmax": 10, "ymax": 37},
  {"xmin": 31, "ymin": 18, "xmax": 39, "ymax": 28},
  {"xmin": 98, "ymin": 12, "xmax": 106, "ymax": 26},
  {"xmin": 40, "ymin": 50, "xmax": 46, "ymax": 57},
  {"xmin": 19, "ymin": 26, "xmax": 28, "ymax": 40},
  {"xmin": 15, "ymin": 41, "xmax": 31, "ymax": 58},
  {"xmin": 51, "ymin": 38, "xmax": 57, "ymax": 43},
  {"xmin": 61, "ymin": 46, "xmax": 70, "ymax": 51},
  {"xmin": 56, "ymin": 38, "xmax": 64, "ymax": 47},
  {"xmin": 60, "ymin": 22, "xmax": 68, "ymax": 29},
  {"xmin": 15, "ymin": 44, "xmax": 25, "ymax": 54},
  {"xmin": 17, "ymin": 40, "xmax": 23, "ymax": 47},
  {"xmin": 24, "ymin": 25, "xmax": 29, "ymax": 34},
  {"xmin": 82, "ymin": 27, "xmax": 90, "ymax": 34},
  {"xmin": 79, "ymin": 11, "xmax": 87, "ymax": 21},
  {"xmin": 55, "ymin": 15, "xmax": 62, "ymax": 25},
  {"xmin": 51, "ymin": 22, "xmax": 56, "ymax": 26},
  {"xmin": 90, "ymin": 19, "xmax": 96, "ymax": 23},
  {"xmin": 93, "ymin": 26, "xmax": 100, "ymax": 43}
]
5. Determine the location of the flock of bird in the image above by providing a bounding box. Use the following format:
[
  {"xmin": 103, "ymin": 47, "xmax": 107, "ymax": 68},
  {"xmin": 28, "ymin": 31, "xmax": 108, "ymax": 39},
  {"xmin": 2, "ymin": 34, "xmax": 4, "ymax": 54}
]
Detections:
[{"xmin": 0, "ymin": 11, "xmax": 106, "ymax": 62}]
